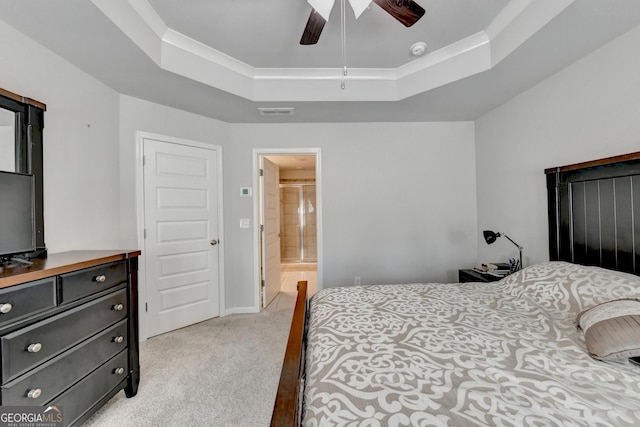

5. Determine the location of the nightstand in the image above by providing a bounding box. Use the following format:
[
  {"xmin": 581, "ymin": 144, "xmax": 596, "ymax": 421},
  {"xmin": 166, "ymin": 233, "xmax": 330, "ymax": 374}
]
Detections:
[{"xmin": 458, "ymin": 269, "xmax": 503, "ymax": 283}]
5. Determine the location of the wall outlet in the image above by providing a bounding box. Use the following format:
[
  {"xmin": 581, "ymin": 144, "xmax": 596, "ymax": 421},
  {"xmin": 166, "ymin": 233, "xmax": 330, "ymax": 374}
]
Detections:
[{"xmin": 354, "ymin": 276, "xmax": 361, "ymax": 286}]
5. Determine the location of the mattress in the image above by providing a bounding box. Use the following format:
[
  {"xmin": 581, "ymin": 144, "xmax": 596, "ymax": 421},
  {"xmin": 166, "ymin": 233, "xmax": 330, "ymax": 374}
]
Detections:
[{"xmin": 302, "ymin": 262, "xmax": 640, "ymax": 426}]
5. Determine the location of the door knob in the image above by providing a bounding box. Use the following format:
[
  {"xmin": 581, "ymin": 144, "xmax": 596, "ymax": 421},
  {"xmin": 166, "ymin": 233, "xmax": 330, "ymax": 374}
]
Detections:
[{"xmin": 210, "ymin": 239, "xmax": 219, "ymax": 246}]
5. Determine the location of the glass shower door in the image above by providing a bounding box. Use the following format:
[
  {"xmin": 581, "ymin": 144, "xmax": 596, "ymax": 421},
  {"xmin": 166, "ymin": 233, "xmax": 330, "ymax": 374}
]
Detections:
[
  {"xmin": 302, "ymin": 185, "xmax": 316, "ymax": 261},
  {"xmin": 280, "ymin": 184, "xmax": 316, "ymax": 262}
]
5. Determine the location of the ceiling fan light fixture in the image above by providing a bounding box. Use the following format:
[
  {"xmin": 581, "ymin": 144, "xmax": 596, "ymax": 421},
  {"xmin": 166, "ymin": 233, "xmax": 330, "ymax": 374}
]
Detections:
[
  {"xmin": 308, "ymin": 0, "xmax": 371, "ymax": 21},
  {"xmin": 301, "ymin": 0, "xmax": 425, "ymax": 45},
  {"xmin": 410, "ymin": 41, "xmax": 427, "ymax": 56}
]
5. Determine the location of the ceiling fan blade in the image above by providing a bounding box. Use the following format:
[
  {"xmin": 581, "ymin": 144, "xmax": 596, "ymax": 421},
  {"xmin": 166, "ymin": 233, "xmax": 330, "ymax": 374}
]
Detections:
[
  {"xmin": 372, "ymin": 0, "xmax": 425, "ymax": 27},
  {"xmin": 300, "ymin": 9, "xmax": 327, "ymax": 45}
]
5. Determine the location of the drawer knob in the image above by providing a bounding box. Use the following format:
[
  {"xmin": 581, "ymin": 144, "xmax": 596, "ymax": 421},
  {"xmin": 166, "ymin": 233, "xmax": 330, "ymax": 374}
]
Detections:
[
  {"xmin": 0, "ymin": 303, "xmax": 12, "ymax": 314},
  {"xmin": 94, "ymin": 275, "xmax": 107, "ymax": 283},
  {"xmin": 112, "ymin": 303, "xmax": 124, "ymax": 311},
  {"xmin": 27, "ymin": 388, "xmax": 42, "ymax": 399},
  {"xmin": 113, "ymin": 335, "xmax": 124, "ymax": 344},
  {"xmin": 27, "ymin": 343, "xmax": 43, "ymax": 353},
  {"xmin": 113, "ymin": 367, "xmax": 125, "ymax": 375}
]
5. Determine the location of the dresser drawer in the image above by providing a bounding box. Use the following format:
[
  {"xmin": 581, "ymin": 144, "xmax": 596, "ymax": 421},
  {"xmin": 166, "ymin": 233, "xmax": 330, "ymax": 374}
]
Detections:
[
  {"xmin": 1, "ymin": 288, "xmax": 127, "ymax": 382},
  {"xmin": 1, "ymin": 319, "xmax": 128, "ymax": 405},
  {"xmin": 59, "ymin": 261, "xmax": 127, "ymax": 304},
  {"xmin": 49, "ymin": 350, "xmax": 128, "ymax": 427},
  {"xmin": 0, "ymin": 278, "xmax": 56, "ymax": 327}
]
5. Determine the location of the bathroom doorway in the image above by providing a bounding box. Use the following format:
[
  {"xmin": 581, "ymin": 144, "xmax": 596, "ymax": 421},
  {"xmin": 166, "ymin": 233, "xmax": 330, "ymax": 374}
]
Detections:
[{"xmin": 254, "ymin": 149, "xmax": 322, "ymax": 310}]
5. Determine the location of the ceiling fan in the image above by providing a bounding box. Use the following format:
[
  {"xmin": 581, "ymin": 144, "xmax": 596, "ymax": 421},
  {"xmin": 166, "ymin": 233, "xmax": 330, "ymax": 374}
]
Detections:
[{"xmin": 301, "ymin": 0, "xmax": 426, "ymax": 45}]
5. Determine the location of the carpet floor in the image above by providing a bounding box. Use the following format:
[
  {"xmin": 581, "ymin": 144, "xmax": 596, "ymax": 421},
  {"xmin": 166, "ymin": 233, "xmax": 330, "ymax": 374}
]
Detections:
[{"xmin": 84, "ymin": 291, "xmax": 296, "ymax": 427}]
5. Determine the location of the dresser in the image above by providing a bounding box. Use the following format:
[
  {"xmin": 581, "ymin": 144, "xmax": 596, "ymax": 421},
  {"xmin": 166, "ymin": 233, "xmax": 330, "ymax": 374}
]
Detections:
[{"xmin": 0, "ymin": 250, "xmax": 140, "ymax": 426}]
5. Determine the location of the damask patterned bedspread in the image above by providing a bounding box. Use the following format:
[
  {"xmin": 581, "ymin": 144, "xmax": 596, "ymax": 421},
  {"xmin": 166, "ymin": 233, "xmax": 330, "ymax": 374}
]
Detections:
[{"xmin": 302, "ymin": 262, "xmax": 640, "ymax": 426}]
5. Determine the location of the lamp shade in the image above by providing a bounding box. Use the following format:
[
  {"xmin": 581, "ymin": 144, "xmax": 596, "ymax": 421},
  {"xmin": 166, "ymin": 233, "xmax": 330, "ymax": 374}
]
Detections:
[
  {"xmin": 482, "ymin": 229, "xmax": 524, "ymax": 271},
  {"xmin": 483, "ymin": 230, "xmax": 499, "ymax": 244}
]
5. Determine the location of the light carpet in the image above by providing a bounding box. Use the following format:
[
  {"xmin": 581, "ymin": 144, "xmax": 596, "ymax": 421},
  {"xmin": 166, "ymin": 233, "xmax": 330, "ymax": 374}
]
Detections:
[{"xmin": 84, "ymin": 291, "xmax": 296, "ymax": 427}]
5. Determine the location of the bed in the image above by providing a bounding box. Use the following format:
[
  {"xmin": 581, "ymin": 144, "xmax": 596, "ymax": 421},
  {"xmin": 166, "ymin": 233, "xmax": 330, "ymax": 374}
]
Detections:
[{"xmin": 271, "ymin": 151, "xmax": 640, "ymax": 426}]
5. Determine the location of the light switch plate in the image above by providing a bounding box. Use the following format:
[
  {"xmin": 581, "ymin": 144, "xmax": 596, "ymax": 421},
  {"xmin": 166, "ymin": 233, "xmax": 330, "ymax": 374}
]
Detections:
[{"xmin": 239, "ymin": 218, "xmax": 250, "ymax": 229}]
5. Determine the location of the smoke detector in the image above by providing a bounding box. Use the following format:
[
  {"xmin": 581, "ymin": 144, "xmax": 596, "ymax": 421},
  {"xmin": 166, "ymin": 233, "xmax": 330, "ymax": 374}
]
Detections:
[{"xmin": 410, "ymin": 42, "xmax": 427, "ymax": 57}]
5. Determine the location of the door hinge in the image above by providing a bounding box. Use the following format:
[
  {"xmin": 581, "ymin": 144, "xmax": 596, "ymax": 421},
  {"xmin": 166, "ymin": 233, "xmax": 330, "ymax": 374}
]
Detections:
[
  {"xmin": 143, "ymin": 229, "xmax": 147, "ymax": 239},
  {"xmin": 261, "ymin": 280, "xmax": 266, "ymax": 288},
  {"xmin": 142, "ymin": 155, "xmax": 146, "ymax": 166},
  {"xmin": 260, "ymin": 224, "xmax": 264, "ymax": 232},
  {"xmin": 145, "ymin": 302, "xmax": 148, "ymax": 312},
  {"xmin": 259, "ymin": 168, "xmax": 264, "ymax": 177}
]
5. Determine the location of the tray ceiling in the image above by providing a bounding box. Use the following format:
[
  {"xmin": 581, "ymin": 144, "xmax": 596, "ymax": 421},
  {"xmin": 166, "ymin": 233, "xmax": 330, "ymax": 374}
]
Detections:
[{"xmin": 1, "ymin": 0, "xmax": 640, "ymax": 122}]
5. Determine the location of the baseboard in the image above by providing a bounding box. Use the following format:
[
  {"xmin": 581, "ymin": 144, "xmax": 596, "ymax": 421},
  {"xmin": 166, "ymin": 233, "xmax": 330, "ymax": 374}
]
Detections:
[{"xmin": 225, "ymin": 306, "xmax": 260, "ymax": 316}]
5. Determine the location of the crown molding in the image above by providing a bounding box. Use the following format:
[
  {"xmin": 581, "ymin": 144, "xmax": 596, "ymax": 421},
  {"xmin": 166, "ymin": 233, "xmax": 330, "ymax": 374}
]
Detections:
[{"xmin": 92, "ymin": 0, "xmax": 574, "ymax": 102}]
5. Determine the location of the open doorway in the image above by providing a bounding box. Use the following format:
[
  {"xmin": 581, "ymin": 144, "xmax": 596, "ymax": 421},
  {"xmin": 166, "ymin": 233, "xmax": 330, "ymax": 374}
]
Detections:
[{"xmin": 254, "ymin": 149, "xmax": 322, "ymax": 310}]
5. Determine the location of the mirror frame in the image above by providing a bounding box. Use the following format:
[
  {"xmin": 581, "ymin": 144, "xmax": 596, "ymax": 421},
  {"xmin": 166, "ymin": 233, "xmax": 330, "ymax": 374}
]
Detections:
[{"xmin": 0, "ymin": 87, "xmax": 47, "ymax": 258}]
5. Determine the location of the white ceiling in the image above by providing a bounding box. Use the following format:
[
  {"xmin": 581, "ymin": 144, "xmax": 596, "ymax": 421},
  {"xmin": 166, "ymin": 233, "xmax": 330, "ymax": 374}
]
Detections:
[
  {"xmin": 266, "ymin": 155, "xmax": 316, "ymax": 171},
  {"xmin": 1, "ymin": 0, "xmax": 640, "ymax": 123},
  {"xmin": 147, "ymin": 0, "xmax": 509, "ymax": 69}
]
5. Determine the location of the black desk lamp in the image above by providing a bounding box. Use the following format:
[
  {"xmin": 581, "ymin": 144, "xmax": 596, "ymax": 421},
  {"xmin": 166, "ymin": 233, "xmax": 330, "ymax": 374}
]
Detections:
[{"xmin": 483, "ymin": 230, "xmax": 523, "ymax": 271}]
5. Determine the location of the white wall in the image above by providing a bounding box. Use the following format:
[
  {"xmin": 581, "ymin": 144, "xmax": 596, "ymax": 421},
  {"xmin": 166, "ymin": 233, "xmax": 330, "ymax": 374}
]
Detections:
[
  {"xmin": 0, "ymin": 20, "xmax": 121, "ymax": 252},
  {"xmin": 228, "ymin": 122, "xmax": 477, "ymax": 309},
  {"xmin": 476, "ymin": 24, "xmax": 640, "ymax": 266},
  {"xmin": 0, "ymin": 104, "xmax": 14, "ymax": 171},
  {"xmin": 0, "ymin": 125, "xmax": 14, "ymax": 172}
]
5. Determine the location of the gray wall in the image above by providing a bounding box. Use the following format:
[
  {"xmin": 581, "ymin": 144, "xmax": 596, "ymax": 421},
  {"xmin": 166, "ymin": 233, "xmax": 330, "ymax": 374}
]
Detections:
[
  {"xmin": 117, "ymin": 95, "xmax": 230, "ymax": 248},
  {"xmin": 226, "ymin": 122, "xmax": 478, "ymax": 309},
  {"xmin": 0, "ymin": 19, "xmax": 121, "ymax": 253},
  {"xmin": 4, "ymin": 14, "xmax": 640, "ymax": 317},
  {"xmin": 476, "ymin": 24, "xmax": 640, "ymax": 266}
]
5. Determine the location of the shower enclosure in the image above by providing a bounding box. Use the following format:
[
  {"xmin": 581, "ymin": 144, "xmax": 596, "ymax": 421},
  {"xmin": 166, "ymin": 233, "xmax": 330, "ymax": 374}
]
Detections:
[{"xmin": 280, "ymin": 184, "xmax": 316, "ymax": 263}]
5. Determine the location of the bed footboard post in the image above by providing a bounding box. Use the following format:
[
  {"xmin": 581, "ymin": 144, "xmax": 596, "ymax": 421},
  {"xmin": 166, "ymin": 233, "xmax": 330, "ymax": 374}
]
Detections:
[{"xmin": 271, "ymin": 281, "xmax": 308, "ymax": 427}]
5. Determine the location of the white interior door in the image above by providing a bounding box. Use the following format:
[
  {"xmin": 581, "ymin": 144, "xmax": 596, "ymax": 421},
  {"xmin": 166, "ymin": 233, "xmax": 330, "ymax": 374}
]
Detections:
[
  {"xmin": 262, "ymin": 157, "xmax": 281, "ymax": 307},
  {"xmin": 143, "ymin": 137, "xmax": 220, "ymax": 337}
]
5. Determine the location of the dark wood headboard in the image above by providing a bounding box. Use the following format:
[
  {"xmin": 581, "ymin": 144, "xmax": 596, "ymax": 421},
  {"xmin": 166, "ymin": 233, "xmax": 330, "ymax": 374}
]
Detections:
[{"xmin": 546, "ymin": 151, "xmax": 640, "ymax": 275}]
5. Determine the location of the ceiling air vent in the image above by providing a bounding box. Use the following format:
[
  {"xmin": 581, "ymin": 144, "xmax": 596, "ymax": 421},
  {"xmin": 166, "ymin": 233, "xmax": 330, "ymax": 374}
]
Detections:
[{"xmin": 257, "ymin": 107, "xmax": 295, "ymax": 116}]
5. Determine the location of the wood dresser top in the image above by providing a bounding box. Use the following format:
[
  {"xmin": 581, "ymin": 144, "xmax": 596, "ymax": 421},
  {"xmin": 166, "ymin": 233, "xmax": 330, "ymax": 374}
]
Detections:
[{"xmin": 0, "ymin": 250, "xmax": 141, "ymax": 289}]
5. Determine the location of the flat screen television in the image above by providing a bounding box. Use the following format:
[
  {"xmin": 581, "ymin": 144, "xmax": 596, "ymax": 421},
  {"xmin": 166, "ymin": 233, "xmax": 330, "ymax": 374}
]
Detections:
[{"xmin": 0, "ymin": 170, "xmax": 36, "ymax": 259}]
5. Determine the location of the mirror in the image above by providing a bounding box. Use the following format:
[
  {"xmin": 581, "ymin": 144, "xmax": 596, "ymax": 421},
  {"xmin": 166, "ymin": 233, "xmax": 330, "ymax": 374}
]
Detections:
[
  {"xmin": 0, "ymin": 107, "xmax": 15, "ymax": 172},
  {"xmin": 0, "ymin": 88, "xmax": 47, "ymax": 258}
]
